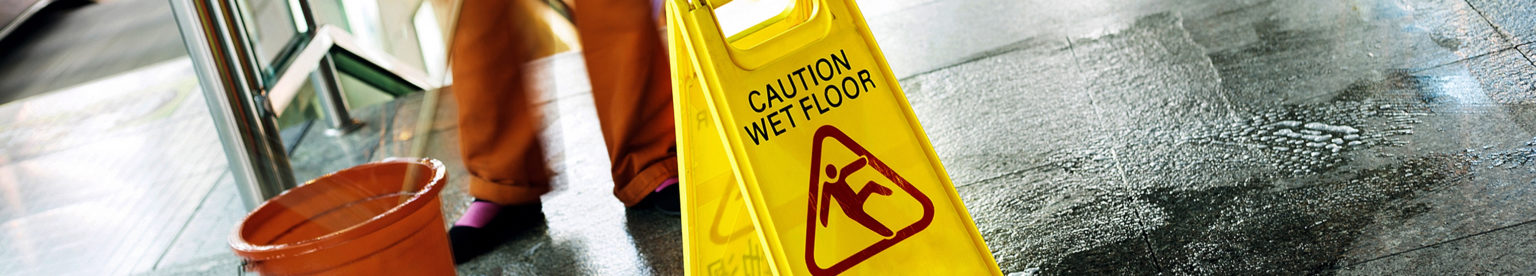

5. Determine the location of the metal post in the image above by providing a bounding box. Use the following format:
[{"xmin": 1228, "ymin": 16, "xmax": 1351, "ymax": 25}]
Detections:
[
  {"xmin": 312, "ymin": 55, "xmax": 361, "ymax": 134},
  {"xmin": 294, "ymin": 0, "xmax": 361, "ymax": 133},
  {"xmin": 169, "ymin": 0, "xmax": 298, "ymax": 210}
]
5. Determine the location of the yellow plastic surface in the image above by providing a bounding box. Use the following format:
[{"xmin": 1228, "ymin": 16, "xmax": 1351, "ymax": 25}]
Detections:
[{"xmin": 670, "ymin": 0, "xmax": 1001, "ymax": 274}]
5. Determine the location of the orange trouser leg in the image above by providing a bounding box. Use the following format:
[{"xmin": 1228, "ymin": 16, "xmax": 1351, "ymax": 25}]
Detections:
[
  {"xmin": 451, "ymin": 0, "xmax": 551, "ymax": 206},
  {"xmin": 573, "ymin": 0, "xmax": 679, "ymax": 206}
]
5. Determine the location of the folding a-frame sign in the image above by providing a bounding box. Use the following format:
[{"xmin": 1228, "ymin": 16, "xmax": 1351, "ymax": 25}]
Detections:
[{"xmin": 668, "ymin": 0, "xmax": 1002, "ymax": 274}]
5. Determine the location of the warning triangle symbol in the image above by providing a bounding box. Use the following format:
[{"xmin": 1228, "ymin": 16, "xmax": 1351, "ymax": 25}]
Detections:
[{"xmin": 804, "ymin": 125, "xmax": 935, "ymax": 276}]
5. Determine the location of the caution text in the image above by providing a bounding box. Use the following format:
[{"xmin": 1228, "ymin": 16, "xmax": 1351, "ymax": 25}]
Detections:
[{"xmin": 742, "ymin": 49, "xmax": 877, "ymax": 146}]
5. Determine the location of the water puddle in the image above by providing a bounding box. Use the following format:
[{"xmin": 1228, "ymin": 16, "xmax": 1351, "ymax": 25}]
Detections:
[
  {"xmin": 1462, "ymin": 137, "xmax": 1536, "ymax": 171},
  {"xmin": 1186, "ymin": 98, "xmax": 1421, "ymax": 175},
  {"xmin": 1049, "ymin": 154, "xmax": 1470, "ymax": 274}
]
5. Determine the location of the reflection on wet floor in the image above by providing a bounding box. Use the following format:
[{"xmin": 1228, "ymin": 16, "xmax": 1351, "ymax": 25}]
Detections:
[
  {"xmin": 898, "ymin": 0, "xmax": 1536, "ymax": 273},
  {"xmin": 1, "ymin": 0, "xmax": 1535, "ymax": 274},
  {"xmin": 0, "ymin": 58, "xmax": 231, "ymax": 275}
]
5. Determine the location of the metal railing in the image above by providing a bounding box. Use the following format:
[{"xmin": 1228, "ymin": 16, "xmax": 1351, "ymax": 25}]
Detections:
[
  {"xmin": 168, "ymin": 0, "xmax": 437, "ymax": 210},
  {"xmin": 266, "ymin": 25, "xmax": 437, "ymax": 132}
]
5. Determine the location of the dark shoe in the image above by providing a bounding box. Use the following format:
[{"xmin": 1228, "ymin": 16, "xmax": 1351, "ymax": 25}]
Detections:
[
  {"xmin": 650, "ymin": 183, "xmax": 680, "ymax": 215},
  {"xmin": 449, "ymin": 201, "xmax": 544, "ymax": 264},
  {"xmin": 635, "ymin": 178, "xmax": 680, "ymax": 216}
]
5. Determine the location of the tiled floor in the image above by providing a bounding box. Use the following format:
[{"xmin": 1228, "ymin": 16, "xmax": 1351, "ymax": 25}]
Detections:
[
  {"xmin": 0, "ymin": 0, "xmax": 184, "ymax": 103},
  {"xmin": 0, "ymin": 58, "xmax": 228, "ymax": 275},
  {"xmin": 2, "ymin": 0, "xmax": 1536, "ymax": 275}
]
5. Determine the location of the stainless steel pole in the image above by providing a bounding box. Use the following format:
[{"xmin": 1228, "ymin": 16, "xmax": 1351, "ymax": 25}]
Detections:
[
  {"xmin": 168, "ymin": 0, "xmax": 298, "ymax": 210},
  {"xmin": 294, "ymin": 0, "xmax": 361, "ymax": 133},
  {"xmin": 312, "ymin": 55, "xmax": 361, "ymax": 134}
]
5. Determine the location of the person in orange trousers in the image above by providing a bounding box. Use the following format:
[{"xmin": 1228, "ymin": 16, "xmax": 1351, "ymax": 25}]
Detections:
[{"xmin": 446, "ymin": 0, "xmax": 678, "ymax": 263}]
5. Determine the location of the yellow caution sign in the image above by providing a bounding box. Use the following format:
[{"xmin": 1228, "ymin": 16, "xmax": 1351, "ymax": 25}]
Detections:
[{"xmin": 668, "ymin": 0, "xmax": 1000, "ymax": 275}]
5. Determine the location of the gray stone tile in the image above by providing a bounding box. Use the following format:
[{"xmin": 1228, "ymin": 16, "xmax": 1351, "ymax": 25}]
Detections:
[
  {"xmin": 150, "ymin": 172, "xmax": 243, "ymax": 271},
  {"xmin": 1073, "ymin": 12, "xmax": 1237, "ymax": 133},
  {"xmin": 0, "ymin": 58, "xmax": 228, "ymax": 275},
  {"xmin": 137, "ymin": 252, "xmax": 243, "ymax": 276},
  {"xmin": 1362, "ymin": 48, "xmax": 1536, "ymax": 155},
  {"xmin": 1084, "ymin": 44, "xmax": 1535, "ymax": 275},
  {"xmin": 0, "ymin": 58, "xmax": 201, "ymax": 165},
  {"xmin": 1185, "ymin": 0, "xmax": 1511, "ymax": 105},
  {"xmin": 1104, "ymin": 48, "xmax": 1533, "ymax": 193},
  {"xmin": 1466, "ymin": 0, "xmax": 1536, "ymax": 45},
  {"xmin": 863, "ymin": 0, "xmax": 1258, "ymax": 79},
  {"xmin": 0, "ymin": 124, "xmax": 227, "ymax": 275},
  {"xmin": 1136, "ymin": 155, "xmax": 1471, "ymax": 274},
  {"xmin": 1079, "ymin": 54, "xmax": 1493, "ymax": 272},
  {"xmin": 1521, "ymin": 43, "xmax": 1535, "ymax": 66},
  {"xmin": 1339, "ymin": 220, "xmax": 1536, "ymax": 275},
  {"xmin": 1334, "ymin": 47, "xmax": 1536, "ymax": 261},
  {"xmin": 902, "ymin": 37, "xmax": 1115, "ymax": 187},
  {"xmin": 0, "ymin": 0, "xmax": 185, "ymax": 103},
  {"xmin": 958, "ymin": 167, "xmax": 1161, "ymax": 274},
  {"xmin": 1070, "ymin": 12, "xmax": 1250, "ymax": 191},
  {"xmin": 1342, "ymin": 163, "xmax": 1536, "ymax": 262},
  {"xmin": 1053, "ymin": 6, "xmax": 1536, "ymax": 274},
  {"xmin": 864, "ymin": 0, "xmax": 1071, "ymax": 78},
  {"xmin": 1338, "ymin": 49, "xmax": 1536, "ymax": 261}
]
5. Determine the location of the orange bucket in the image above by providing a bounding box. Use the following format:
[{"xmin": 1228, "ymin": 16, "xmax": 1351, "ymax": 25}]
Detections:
[{"xmin": 230, "ymin": 158, "xmax": 455, "ymax": 275}]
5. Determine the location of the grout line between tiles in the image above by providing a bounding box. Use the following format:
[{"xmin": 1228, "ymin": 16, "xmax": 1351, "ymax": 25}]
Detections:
[
  {"xmin": 1461, "ymin": 0, "xmax": 1536, "ymax": 66},
  {"xmin": 150, "ymin": 169, "xmax": 233, "ymax": 270},
  {"xmin": 1339, "ymin": 216, "xmax": 1536, "ymax": 269},
  {"xmin": 1065, "ymin": 34, "xmax": 1167, "ymax": 273}
]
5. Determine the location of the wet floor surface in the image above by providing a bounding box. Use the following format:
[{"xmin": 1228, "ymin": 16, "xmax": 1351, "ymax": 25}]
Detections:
[
  {"xmin": 0, "ymin": 58, "xmax": 231, "ymax": 275},
  {"xmin": 2, "ymin": 0, "xmax": 1536, "ymax": 275},
  {"xmin": 0, "ymin": 0, "xmax": 184, "ymax": 103},
  {"xmin": 897, "ymin": 0, "xmax": 1536, "ymax": 274}
]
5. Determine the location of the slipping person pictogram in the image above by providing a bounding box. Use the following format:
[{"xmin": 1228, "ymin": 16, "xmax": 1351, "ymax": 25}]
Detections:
[
  {"xmin": 818, "ymin": 157, "xmax": 894, "ymax": 237},
  {"xmin": 805, "ymin": 125, "xmax": 937, "ymax": 275}
]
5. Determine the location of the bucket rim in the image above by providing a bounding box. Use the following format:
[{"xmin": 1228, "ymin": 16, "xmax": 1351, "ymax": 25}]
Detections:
[{"xmin": 228, "ymin": 157, "xmax": 448, "ymax": 260}]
